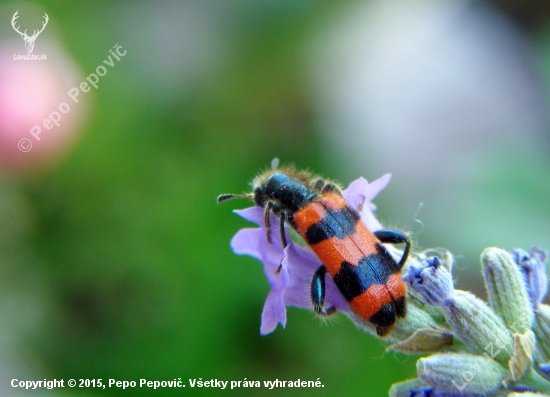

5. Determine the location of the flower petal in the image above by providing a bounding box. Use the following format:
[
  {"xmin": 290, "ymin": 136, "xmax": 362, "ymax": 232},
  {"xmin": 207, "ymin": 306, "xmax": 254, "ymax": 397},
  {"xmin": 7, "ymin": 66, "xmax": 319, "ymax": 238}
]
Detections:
[
  {"xmin": 343, "ymin": 174, "xmax": 391, "ymax": 231},
  {"xmin": 234, "ymin": 207, "xmax": 264, "ymax": 226},
  {"xmin": 230, "ymin": 227, "xmax": 264, "ymax": 260},
  {"xmin": 260, "ymin": 288, "xmax": 287, "ymax": 335}
]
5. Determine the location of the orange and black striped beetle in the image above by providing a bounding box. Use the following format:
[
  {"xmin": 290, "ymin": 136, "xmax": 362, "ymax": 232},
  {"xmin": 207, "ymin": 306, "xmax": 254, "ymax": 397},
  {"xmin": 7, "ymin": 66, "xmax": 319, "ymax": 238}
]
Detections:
[{"xmin": 218, "ymin": 160, "xmax": 410, "ymax": 336}]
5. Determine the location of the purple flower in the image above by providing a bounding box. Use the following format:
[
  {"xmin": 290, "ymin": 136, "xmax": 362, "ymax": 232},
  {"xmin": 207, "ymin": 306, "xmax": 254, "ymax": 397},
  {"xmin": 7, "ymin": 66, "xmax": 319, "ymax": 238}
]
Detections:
[
  {"xmin": 511, "ymin": 246, "xmax": 548, "ymax": 311},
  {"xmin": 229, "ymin": 174, "xmax": 392, "ymax": 334},
  {"xmin": 403, "ymin": 257, "xmax": 454, "ymax": 307}
]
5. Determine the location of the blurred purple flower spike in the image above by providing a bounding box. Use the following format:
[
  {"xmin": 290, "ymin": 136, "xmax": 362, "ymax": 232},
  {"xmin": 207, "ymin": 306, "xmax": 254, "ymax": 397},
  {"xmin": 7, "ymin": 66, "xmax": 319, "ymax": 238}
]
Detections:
[{"xmin": 230, "ymin": 174, "xmax": 392, "ymax": 334}]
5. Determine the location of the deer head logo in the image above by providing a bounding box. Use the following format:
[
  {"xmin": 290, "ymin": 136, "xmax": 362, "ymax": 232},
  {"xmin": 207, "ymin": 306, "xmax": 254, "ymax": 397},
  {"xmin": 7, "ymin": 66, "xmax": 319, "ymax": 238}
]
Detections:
[{"xmin": 11, "ymin": 11, "xmax": 49, "ymax": 54}]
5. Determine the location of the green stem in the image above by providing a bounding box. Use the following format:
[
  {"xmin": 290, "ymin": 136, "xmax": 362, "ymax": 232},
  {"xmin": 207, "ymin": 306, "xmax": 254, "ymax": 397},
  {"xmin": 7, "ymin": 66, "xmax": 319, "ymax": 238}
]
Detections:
[{"xmin": 522, "ymin": 367, "xmax": 550, "ymax": 394}]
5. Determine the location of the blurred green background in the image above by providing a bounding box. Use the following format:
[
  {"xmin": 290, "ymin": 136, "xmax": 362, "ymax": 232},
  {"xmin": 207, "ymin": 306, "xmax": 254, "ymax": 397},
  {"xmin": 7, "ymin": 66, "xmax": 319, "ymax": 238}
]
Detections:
[{"xmin": 0, "ymin": 0, "xmax": 550, "ymax": 396}]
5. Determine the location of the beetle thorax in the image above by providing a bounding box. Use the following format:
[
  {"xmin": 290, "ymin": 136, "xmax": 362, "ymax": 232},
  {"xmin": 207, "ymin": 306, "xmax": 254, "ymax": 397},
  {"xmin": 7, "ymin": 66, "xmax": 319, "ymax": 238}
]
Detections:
[{"xmin": 254, "ymin": 172, "xmax": 317, "ymax": 213}]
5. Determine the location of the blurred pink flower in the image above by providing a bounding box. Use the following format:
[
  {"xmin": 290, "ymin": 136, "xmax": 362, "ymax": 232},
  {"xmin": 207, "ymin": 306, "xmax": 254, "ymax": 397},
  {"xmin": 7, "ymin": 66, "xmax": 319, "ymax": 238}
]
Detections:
[{"xmin": 0, "ymin": 41, "xmax": 86, "ymax": 173}]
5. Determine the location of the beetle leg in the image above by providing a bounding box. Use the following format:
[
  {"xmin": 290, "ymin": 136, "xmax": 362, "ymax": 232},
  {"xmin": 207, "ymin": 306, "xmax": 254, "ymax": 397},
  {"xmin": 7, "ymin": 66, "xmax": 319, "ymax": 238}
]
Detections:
[
  {"xmin": 279, "ymin": 212, "xmax": 287, "ymax": 248},
  {"xmin": 263, "ymin": 202, "xmax": 274, "ymax": 243},
  {"xmin": 373, "ymin": 229, "xmax": 411, "ymax": 269},
  {"xmin": 310, "ymin": 266, "xmax": 336, "ymax": 316},
  {"xmin": 274, "ymin": 212, "xmax": 288, "ymax": 275}
]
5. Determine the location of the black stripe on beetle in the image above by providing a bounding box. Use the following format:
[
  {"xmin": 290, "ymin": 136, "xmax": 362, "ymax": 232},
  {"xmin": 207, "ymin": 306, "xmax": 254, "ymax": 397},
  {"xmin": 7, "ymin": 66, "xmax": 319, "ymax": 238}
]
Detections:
[
  {"xmin": 305, "ymin": 206, "xmax": 359, "ymax": 244},
  {"xmin": 333, "ymin": 245, "xmax": 401, "ymax": 301}
]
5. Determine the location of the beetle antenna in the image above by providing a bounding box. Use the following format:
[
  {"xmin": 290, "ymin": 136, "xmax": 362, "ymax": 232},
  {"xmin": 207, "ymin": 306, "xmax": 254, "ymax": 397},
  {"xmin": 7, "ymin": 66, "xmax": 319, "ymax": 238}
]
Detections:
[{"xmin": 217, "ymin": 193, "xmax": 254, "ymax": 204}]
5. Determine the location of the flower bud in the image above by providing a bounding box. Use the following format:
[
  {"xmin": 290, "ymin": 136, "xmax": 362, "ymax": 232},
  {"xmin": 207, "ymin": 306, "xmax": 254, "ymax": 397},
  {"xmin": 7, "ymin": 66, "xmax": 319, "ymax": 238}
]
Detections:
[
  {"xmin": 387, "ymin": 328, "xmax": 453, "ymax": 355},
  {"xmin": 417, "ymin": 352, "xmax": 508, "ymax": 395},
  {"xmin": 442, "ymin": 290, "xmax": 513, "ymax": 366},
  {"xmin": 481, "ymin": 247, "xmax": 533, "ymax": 333}
]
